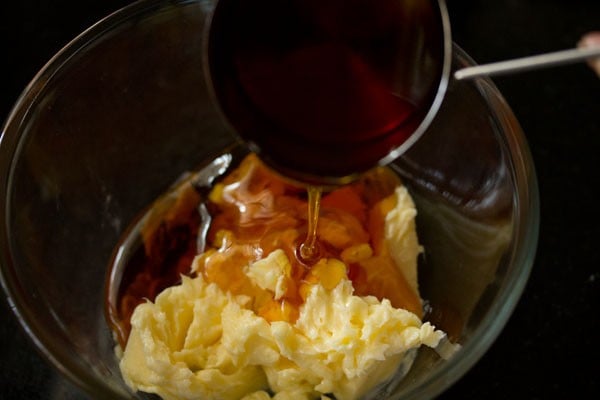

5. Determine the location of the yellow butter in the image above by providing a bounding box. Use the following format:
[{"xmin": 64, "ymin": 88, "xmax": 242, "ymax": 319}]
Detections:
[
  {"xmin": 121, "ymin": 273, "xmax": 444, "ymax": 400},
  {"xmin": 120, "ymin": 183, "xmax": 446, "ymax": 400},
  {"xmin": 246, "ymin": 249, "xmax": 291, "ymax": 300}
]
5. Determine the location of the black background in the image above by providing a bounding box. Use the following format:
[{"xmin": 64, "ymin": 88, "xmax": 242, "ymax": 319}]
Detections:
[{"xmin": 1, "ymin": 0, "xmax": 599, "ymax": 398}]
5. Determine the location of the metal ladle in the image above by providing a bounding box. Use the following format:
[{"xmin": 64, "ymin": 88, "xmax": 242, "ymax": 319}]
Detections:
[
  {"xmin": 205, "ymin": 0, "xmax": 599, "ymax": 185},
  {"xmin": 205, "ymin": 0, "xmax": 453, "ymax": 185}
]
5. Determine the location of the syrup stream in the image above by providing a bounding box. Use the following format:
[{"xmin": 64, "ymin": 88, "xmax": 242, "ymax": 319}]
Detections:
[{"xmin": 298, "ymin": 186, "xmax": 322, "ymax": 264}]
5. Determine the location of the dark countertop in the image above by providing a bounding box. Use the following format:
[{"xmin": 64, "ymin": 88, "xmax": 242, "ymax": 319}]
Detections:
[{"xmin": 1, "ymin": 0, "xmax": 599, "ymax": 398}]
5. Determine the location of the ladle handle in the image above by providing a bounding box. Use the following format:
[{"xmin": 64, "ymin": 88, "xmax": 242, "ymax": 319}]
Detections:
[{"xmin": 454, "ymin": 46, "xmax": 600, "ymax": 80}]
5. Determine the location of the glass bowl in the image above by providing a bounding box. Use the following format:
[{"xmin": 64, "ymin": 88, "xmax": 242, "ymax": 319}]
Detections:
[{"xmin": 0, "ymin": 0, "xmax": 539, "ymax": 399}]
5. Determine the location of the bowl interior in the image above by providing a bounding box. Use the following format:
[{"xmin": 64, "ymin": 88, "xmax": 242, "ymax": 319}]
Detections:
[{"xmin": 0, "ymin": 0, "xmax": 538, "ymax": 398}]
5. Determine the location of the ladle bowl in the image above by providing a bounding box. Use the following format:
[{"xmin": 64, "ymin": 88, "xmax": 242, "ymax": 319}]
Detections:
[{"xmin": 206, "ymin": 0, "xmax": 452, "ymax": 185}]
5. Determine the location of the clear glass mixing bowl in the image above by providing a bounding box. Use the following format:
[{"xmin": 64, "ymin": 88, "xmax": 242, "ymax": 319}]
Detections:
[{"xmin": 0, "ymin": 0, "xmax": 538, "ymax": 398}]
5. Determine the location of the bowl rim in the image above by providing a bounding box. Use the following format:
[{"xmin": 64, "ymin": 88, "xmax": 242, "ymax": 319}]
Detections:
[
  {"xmin": 0, "ymin": 1, "xmax": 539, "ymax": 399},
  {"xmin": 0, "ymin": 0, "xmax": 192, "ymax": 398},
  {"xmin": 393, "ymin": 46, "xmax": 540, "ymax": 399}
]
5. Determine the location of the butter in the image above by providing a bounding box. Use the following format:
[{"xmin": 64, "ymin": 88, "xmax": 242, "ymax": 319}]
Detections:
[
  {"xmin": 267, "ymin": 280, "xmax": 443, "ymax": 400},
  {"xmin": 119, "ymin": 180, "xmax": 449, "ymax": 399},
  {"xmin": 119, "ymin": 276, "xmax": 271, "ymax": 400},
  {"xmin": 246, "ymin": 249, "xmax": 291, "ymax": 300},
  {"xmin": 121, "ymin": 263, "xmax": 444, "ymax": 400},
  {"xmin": 385, "ymin": 186, "xmax": 423, "ymax": 294}
]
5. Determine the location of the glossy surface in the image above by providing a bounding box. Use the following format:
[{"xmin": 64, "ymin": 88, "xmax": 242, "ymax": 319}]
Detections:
[
  {"xmin": 207, "ymin": 0, "xmax": 451, "ymax": 184},
  {"xmin": 106, "ymin": 152, "xmax": 424, "ymax": 352}
]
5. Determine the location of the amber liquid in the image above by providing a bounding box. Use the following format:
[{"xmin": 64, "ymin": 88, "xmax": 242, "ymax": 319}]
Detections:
[
  {"xmin": 208, "ymin": 0, "xmax": 441, "ymax": 182},
  {"xmin": 105, "ymin": 151, "xmax": 425, "ymax": 347},
  {"xmin": 298, "ymin": 186, "xmax": 322, "ymax": 264},
  {"xmin": 105, "ymin": 187, "xmax": 202, "ymax": 347}
]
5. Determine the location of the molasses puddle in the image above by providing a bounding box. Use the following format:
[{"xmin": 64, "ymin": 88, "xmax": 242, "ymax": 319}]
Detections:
[{"xmin": 105, "ymin": 150, "xmax": 459, "ymax": 400}]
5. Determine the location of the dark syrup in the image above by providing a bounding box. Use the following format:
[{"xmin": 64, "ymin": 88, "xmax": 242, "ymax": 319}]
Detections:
[
  {"xmin": 104, "ymin": 150, "xmax": 463, "ymax": 399},
  {"xmin": 208, "ymin": 0, "xmax": 444, "ymax": 182},
  {"xmin": 297, "ymin": 186, "xmax": 322, "ymax": 264},
  {"xmin": 105, "ymin": 150, "xmax": 425, "ymax": 346},
  {"xmin": 105, "ymin": 153, "xmax": 234, "ymax": 347}
]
